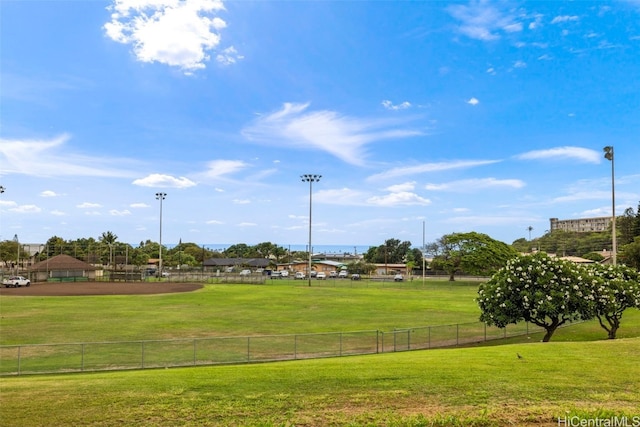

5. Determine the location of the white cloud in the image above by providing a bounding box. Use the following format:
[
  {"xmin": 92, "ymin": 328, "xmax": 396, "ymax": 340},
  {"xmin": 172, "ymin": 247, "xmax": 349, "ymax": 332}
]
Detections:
[
  {"xmin": 132, "ymin": 173, "xmax": 197, "ymax": 188},
  {"xmin": 216, "ymin": 46, "xmax": 244, "ymax": 65},
  {"xmin": 367, "ymin": 192, "xmax": 431, "ymax": 207},
  {"xmin": 206, "ymin": 219, "xmax": 224, "ymax": 224},
  {"xmin": 40, "ymin": 190, "xmax": 59, "ymax": 197},
  {"xmin": 467, "ymin": 97, "xmax": 480, "ymax": 105},
  {"xmin": 50, "ymin": 210, "xmax": 66, "ymax": 216},
  {"xmin": 130, "ymin": 203, "xmax": 150, "ymax": 208},
  {"xmin": 551, "ymin": 15, "xmax": 580, "ymax": 24},
  {"xmin": 368, "ymin": 160, "xmax": 500, "ymax": 181},
  {"xmin": 200, "ymin": 160, "xmax": 248, "ymax": 179},
  {"xmin": 109, "ymin": 209, "xmax": 132, "ymax": 216},
  {"xmin": 9, "ymin": 205, "xmax": 42, "ymax": 213},
  {"xmin": 237, "ymin": 222, "xmax": 257, "ymax": 227},
  {"xmin": 386, "ymin": 182, "xmax": 416, "ymax": 192},
  {"xmin": 104, "ymin": 0, "xmax": 231, "ymax": 73},
  {"xmin": 447, "ymin": 1, "xmax": 523, "ymax": 41},
  {"xmin": 425, "ymin": 178, "xmax": 525, "ymax": 192},
  {"xmin": 232, "ymin": 199, "xmax": 251, "ymax": 204},
  {"xmin": 242, "ymin": 102, "xmax": 422, "ymax": 166},
  {"xmin": 515, "ymin": 146, "xmax": 601, "ymax": 164},
  {"xmin": 77, "ymin": 202, "xmax": 102, "ymax": 209},
  {"xmin": 0, "ymin": 134, "xmax": 137, "ymax": 178},
  {"xmin": 382, "ymin": 100, "xmax": 412, "ymax": 110},
  {"xmin": 513, "ymin": 60, "xmax": 527, "ymax": 68}
]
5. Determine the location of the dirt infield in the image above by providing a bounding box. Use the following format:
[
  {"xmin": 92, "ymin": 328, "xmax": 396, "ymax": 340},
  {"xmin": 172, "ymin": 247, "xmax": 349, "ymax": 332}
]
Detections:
[{"xmin": 0, "ymin": 281, "xmax": 203, "ymax": 296}]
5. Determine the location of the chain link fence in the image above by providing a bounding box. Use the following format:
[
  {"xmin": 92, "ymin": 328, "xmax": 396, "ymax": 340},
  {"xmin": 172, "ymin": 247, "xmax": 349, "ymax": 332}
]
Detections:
[{"xmin": 0, "ymin": 321, "xmax": 552, "ymax": 376}]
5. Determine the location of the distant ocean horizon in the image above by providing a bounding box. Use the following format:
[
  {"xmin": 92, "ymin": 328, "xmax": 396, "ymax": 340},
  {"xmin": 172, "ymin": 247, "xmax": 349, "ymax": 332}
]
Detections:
[{"xmin": 165, "ymin": 243, "xmax": 376, "ymax": 255}]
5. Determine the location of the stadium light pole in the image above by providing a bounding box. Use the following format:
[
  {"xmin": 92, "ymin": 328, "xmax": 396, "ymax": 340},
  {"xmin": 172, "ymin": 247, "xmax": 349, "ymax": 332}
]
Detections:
[
  {"xmin": 301, "ymin": 174, "xmax": 321, "ymax": 287},
  {"xmin": 603, "ymin": 146, "xmax": 616, "ymax": 265},
  {"xmin": 155, "ymin": 192, "xmax": 167, "ymax": 276}
]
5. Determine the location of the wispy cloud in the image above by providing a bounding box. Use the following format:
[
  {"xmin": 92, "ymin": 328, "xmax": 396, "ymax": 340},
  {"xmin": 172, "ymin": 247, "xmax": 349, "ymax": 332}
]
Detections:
[
  {"xmin": 367, "ymin": 192, "xmax": 431, "ymax": 207},
  {"xmin": 199, "ymin": 160, "xmax": 249, "ymax": 180},
  {"xmin": 467, "ymin": 97, "xmax": 480, "ymax": 106},
  {"xmin": 515, "ymin": 146, "xmax": 601, "ymax": 164},
  {"xmin": 368, "ymin": 160, "xmax": 500, "ymax": 181},
  {"xmin": 104, "ymin": 0, "xmax": 232, "ymax": 74},
  {"xmin": 426, "ymin": 178, "xmax": 525, "ymax": 192},
  {"xmin": 0, "ymin": 134, "xmax": 137, "ymax": 178},
  {"xmin": 241, "ymin": 102, "xmax": 422, "ymax": 166},
  {"xmin": 551, "ymin": 15, "xmax": 580, "ymax": 24},
  {"xmin": 382, "ymin": 100, "xmax": 412, "ymax": 110},
  {"xmin": 132, "ymin": 173, "xmax": 197, "ymax": 188},
  {"xmin": 447, "ymin": 0, "xmax": 523, "ymax": 41}
]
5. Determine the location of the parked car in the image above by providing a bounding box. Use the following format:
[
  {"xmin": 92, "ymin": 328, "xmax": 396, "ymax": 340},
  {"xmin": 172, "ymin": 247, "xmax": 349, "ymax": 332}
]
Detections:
[
  {"xmin": 310, "ymin": 271, "xmax": 317, "ymax": 278},
  {"xmin": 351, "ymin": 274, "xmax": 361, "ymax": 281},
  {"xmin": 329, "ymin": 271, "xmax": 337, "ymax": 278},
  {"xmin": 3, "ymin": 276, "xmax": 31, "ymax": 288},
  {"xmin": 280, "ymin": 270, "xmax": 289, "ymax": 278},
  {"xmin": 316, "ymin": 272, "xmax": 326, "ymax": 280},
  {"xmin": 294, "ymin": 271, "xmax": 306, "ymax": 279},
  {"xmin": 394, "ymin": 274, "xmax": 404, "ymax": 282},
  {"xmin": 338, "ymin": 270, "xmax": 348, "ymax": 278},
  {"xmin": 239, "ymin": 269, "xmax": 252, "ymax": 276},
  {"xmin": 270, "ymin": 271, "xmax": 282, "ymax": 279}
]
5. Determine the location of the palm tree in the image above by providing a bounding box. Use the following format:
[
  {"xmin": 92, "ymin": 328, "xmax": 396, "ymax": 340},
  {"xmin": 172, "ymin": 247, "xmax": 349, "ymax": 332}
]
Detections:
[{"xmin": 99, "ymin": 231, "xmax": 118, "ymax": 268}]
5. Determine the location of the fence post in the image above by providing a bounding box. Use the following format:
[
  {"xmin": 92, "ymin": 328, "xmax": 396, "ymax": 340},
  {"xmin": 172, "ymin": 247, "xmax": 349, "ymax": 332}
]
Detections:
[
  {"xmin": 17, "ymin": 346, "xmax": 21, "ymax": 375},
  {"xmin": 193, "ymin": 339, "xmax": 197, "ymax": 366},
  {"xmin": 339, "ymin": 333, "xmax": 343, "ymax": 357},
  {"xmin": 456, "ymin": 324, "xmax": 459, "ymax": 346},
  {"xmin": 407, "ymin": 329, "xmax": 411, "ymax": 350},
  {"xmin": 294, "ymin": 335, "xmax": 298, "ymax": 360},
  {"xmin": 141, "ymin": 342, "xmax": 145, "ymax": 369},
  {"xmin": 247, "ymin": 337, "xmax": 250, "ymax": 362},
  {"xmin": 81, "ymin": 343, "xmax": 85, "ymax": 372},
  {"xmin": 428, "ymin": 326, "xmax": 431, "ymax": 349}
]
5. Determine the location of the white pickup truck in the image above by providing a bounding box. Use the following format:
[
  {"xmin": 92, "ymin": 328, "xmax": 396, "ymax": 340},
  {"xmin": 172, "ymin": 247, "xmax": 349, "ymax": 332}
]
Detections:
[{"xmin": 2, "ymin": 276, "xmax": 31, "ymax": 288}]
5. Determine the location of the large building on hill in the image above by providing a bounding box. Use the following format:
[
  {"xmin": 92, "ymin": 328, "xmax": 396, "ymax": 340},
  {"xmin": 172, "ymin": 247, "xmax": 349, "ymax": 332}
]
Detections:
[{"xmin": 549, "ymin": 216, "xmax": 612, "ymax": 233}]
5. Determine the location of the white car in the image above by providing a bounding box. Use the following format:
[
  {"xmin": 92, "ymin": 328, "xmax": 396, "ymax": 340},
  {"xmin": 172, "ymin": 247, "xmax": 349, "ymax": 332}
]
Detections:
[
  {"xmin": 294, "ymin": 272, "xmax": 306, "ymax": 279},
  {"xmin": 3, "ymin": 276, "xmax": 31, "ymax": 288},
  {"xmin": 280, "ymin": 270, "xmax": 289, "ymax": 278},
  {"xmin": 239, "ymin": 269, "xmax": 252, "ymax": 276},
  {"xmin": 338, "ymin": 270, "xmax": 348, "ymax": 278},
  {"xmin": 316, "ymin": 272, "xmax": 326, "ymax": 280}
]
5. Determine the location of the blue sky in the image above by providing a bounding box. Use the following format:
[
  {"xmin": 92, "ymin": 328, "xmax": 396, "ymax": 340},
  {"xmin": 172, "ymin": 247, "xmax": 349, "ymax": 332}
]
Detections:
[{"xmin": 1, "ymin": 0, "xmax": 639, "ymax": 249}]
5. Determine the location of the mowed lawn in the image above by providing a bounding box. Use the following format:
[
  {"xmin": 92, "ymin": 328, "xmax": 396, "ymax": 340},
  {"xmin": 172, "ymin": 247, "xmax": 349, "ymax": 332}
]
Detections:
[
  {"xmin": 1, "ymin": 279, "xmax": 639, "ymax": 426},
  {"xmin": 0, "ymin": 280, "xmax": 483, "ymax": 345}
]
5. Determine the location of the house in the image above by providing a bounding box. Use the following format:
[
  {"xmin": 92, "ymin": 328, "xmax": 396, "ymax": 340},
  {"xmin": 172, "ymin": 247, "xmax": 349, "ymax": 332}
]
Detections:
[{"xmin": 29, "ymin": 254, "xmax": 97, "ymax": 282}]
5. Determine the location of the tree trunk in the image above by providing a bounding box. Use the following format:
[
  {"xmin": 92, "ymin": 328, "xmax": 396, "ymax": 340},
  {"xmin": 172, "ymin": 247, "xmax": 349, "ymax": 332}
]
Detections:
[
  {"xmin": 542, "ymin": 326, "xmax": 557, "ymax": 342},
  {"xmin": 448, "ymin": 272, "xmax": 455, "ymax": 281}
]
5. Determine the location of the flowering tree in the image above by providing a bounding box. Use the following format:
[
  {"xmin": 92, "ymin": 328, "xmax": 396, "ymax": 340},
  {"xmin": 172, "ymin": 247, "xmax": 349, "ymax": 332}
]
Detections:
[
  {"xmin": 478, "ymin": 253, "xmax": 595, "ymax": 342},
  {"xmin": 586, "ymin": 263, "xmax": 640, "ymax": 339}
]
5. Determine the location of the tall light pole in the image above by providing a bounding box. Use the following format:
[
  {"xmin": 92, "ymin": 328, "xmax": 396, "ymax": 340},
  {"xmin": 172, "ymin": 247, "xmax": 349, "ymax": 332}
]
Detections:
[
  {"xmin": 301, "ymin": 174, "xmax": 321, "ymax": 287},
  {"xmin": 155, "ymin": 192, "xmax": 167, "ymax": 276},
  {"xmin": 603, "ymin": 146, "xmax": 616, "ymax": 265}
]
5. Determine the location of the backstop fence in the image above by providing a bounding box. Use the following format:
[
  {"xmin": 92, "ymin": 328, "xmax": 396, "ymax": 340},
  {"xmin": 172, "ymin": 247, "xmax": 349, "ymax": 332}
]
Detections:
[{"xmin": 0, "ymin": 321, "xmax": 552, "ymax": 376}]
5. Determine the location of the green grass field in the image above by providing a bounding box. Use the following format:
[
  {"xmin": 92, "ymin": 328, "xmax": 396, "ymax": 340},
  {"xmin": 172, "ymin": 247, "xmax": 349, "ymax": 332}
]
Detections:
[{"xmin": 1, "ymin": 279, "xmax": 639, "ymax": 426}]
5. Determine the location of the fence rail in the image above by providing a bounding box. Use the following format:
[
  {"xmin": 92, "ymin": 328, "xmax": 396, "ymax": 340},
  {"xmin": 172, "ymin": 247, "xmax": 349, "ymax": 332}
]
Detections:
[{"xmin": 0, "ymin": 321, "xmax": 555, "ymax": 376}]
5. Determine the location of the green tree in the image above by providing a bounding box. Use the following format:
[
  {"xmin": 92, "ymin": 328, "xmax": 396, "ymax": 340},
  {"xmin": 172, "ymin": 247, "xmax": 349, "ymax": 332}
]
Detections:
[
  {"xmin": 429, "ymin": 232, "xmax": 518, "ymax": 281},
  {"xmin": 478, "ymin": 253, "xmax": 595, "ymax": 342},
  {"xmin": 619, "ymin": 236, "xmax": 640, "ymax": 270},
  {"xmin": 363, "ymin": 239, "xmax": 412, "ymax": 264},
  {"xmin": 586, "ymin": 264, "xmax": 640, "ymax": 339}
]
